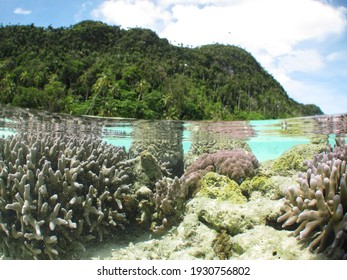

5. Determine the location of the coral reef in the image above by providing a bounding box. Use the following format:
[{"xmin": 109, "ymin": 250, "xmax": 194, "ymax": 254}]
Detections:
[
  {"xmin": 198, "ymin": 172, "xmax": 246, "ymax": 203},
  {"xmin": 277, "ymin": 139, "xmax": 347, "ymax": 259},
  {"xmin": 94, "ymin": 194, "xmax": 315, "ymax": 260},
  {"xmin": 125, "ymin": 150, "xmax": 168, "ymax": 190},
  {"xmin": 181, "ymin": 149, "xmax": 259, "ymax": 196},
  {"xmin": 0, "ymin": 133, "xmax": 188, "ymax": 259},
  {"xmin": 195, "ymin": 196, "xmax": 281, "ymax": 236},
  {"xmin": 272, "ymin": 143, "xmax": 328, "ymax": 176},
  {"xmin": 231, "ymin": 225, "xmax": 319, "ymax": 260}
]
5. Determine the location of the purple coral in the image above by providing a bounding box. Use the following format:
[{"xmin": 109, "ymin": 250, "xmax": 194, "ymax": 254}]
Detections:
[
  {"xmin": 277, "ymin": 138, "xmax": 347, "ymax": 259},
  {"xmin": 181, "ymin": 149, "xmax": 259, "ymax": 195}
]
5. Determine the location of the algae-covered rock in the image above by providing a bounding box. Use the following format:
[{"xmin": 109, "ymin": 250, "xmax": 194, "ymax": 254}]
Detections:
[
  {"xmin": 309, "ymin": 135, "xmax": 329, "ymax": 145},
  {"xmin": 239, "ymin": 175, "xmax": 286, "ymax": 200},
  {"xmin": 83, "ymin": 194, "xmax": 318, "ymax": 260},
  {"xmin": 240, "ymin": 175, "xmax": 272, "ymax": 198},
  {"xmin": 198, "ymin": 172, "xmax": 246, "ymax": 203},
  {"xmin": 271, "ymin": 143, "xmax": 328, "ymax": 175}
]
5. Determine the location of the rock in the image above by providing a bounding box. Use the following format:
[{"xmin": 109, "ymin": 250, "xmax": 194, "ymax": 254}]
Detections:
[
  {"xmin": 186, "ymin": 196, "xmax": 282, "ymax": 236},
  {"xmin": 240, "ymin": 175, "xmax": 297, "ymax": 200},
  {"xmin": 231, "ymin": 225, "xmax": 324, "ymax": 260},
  {"xmin": 198, "ymin": 172, "xmax": 246, "ymax": 203}
]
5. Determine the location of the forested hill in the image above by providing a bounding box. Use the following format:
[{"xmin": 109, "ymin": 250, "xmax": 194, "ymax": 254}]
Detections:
[{"xmin": 0, "ymin": 21, "xmax": 323, "ymax": 120}]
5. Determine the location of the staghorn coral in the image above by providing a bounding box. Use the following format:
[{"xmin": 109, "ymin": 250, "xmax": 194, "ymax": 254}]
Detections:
[
  {"xmin": 150, "ymin": 176, "xmax": 188, "ymax": 234},
  {"xmin": 277, "ymin": 138, "xmax": 347, "ymax": 259},
  {"xmin": 0, "ymin": 132, "xmax": 191, "ymax": 259},
  {"xmin": 0, "ymin": 133, "xmax": 134, "ymax": 259},
  {"xmin": 181, "ymin": 149, "xmax": 259, "ymax": 196}
]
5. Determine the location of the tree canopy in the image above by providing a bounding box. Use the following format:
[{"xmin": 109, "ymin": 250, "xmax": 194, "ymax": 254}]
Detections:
[{"xmin": 0, "ymin": 21, "xmax": 323, "ymax": 120}]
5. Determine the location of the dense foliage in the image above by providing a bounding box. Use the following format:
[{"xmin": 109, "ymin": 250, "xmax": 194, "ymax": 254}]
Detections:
[{"xmin": 0, "ymin": 21, "xmax": 323, "ymax": 120}]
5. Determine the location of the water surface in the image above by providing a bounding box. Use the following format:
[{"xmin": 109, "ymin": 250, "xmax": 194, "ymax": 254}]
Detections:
[{"xmin": 1, "ymin": 105, "xmax": 346, "ymax": 162}]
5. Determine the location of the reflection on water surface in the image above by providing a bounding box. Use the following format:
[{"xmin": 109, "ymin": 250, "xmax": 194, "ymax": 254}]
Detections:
[{"xmin": 1, "ymin": 105, "xmax": 347, "ymax": 162}]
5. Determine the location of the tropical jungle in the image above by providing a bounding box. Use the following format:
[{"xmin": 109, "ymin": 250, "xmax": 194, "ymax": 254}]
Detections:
[{"xmin": 0, "ymin": 20, "xmax": 322, "ymax": 121}]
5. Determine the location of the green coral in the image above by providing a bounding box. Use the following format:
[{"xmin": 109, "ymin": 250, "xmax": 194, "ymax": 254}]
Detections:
[
  {"xmin": 198, "ymin": 172, "xmax": 246, "ymax": 203},
  {"xmin": 272, "ymin": 144, "xmax": 328, "ymax": 175}
]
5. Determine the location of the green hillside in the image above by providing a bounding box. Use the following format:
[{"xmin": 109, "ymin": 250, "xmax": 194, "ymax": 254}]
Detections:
[{"xmin": 0, "ymin": 21, "xmax": 323, "ymax": 120}]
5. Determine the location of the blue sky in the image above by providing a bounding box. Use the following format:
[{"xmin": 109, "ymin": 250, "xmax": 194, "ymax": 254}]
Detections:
[{"xmin": 1, "ymin": 0, "xmax": 347, "ymax": 115}]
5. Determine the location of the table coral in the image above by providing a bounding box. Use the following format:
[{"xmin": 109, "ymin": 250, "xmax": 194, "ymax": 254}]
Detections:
[{"xmin": 277, "ymin": 139, "xmax": 347, "ymax": 259}]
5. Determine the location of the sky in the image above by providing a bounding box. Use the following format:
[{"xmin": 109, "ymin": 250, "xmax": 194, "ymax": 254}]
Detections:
[{"xmin": 1, "ymin": 0, "xmax": 347, "ymax": 115}]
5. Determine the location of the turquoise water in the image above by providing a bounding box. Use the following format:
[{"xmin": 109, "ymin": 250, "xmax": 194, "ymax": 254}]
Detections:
[
  {"xmin": 247, "ymin": 120, "xmax": 310, "ymax": 162},
  {"xmin": 0, "ymin": 105, "xmax": 346, "ymax": 163},
  {"xmin": 102, "ymin": 118, "xmax": 345, "ymax": 162}
]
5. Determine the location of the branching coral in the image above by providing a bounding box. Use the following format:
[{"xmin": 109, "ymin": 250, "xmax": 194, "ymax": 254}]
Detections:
[
  {"xmin": 0, "ymin": 134, "xmax": 130, "ymax": 259},
  {"xmin": 277, "ymin": 139, "xmax": 347, "ymax": 259},
  {"xmin": 150, "ymin": 176, "xmax": 188, "ymax": 234},
  {"xmin": 181, "ymin": 149, "xmax": 259, "ymax": 196},
  {"xmin": 0, "ymin": 133, "xmax": 190, "ymax": 259}
]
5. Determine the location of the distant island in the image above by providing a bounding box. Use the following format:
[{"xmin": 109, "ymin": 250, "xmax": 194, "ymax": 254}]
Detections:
[{"xmin": 0, "ymin": 20, "xmax": 323, "ymax": 120}]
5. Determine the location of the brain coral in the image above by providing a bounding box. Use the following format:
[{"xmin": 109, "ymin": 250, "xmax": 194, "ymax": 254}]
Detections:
[
  {"xmin": 181, "ymin": 149, "xmax": 259, "ymax": 196},
  {"xmin": 277, "ymin": 138, "xmax": 347, "ymax": 259}
]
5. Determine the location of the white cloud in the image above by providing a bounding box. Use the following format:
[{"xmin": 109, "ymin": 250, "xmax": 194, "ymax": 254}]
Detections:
[
  {"xmin": 92, "ymin": 0, "xmax": 346, "ymax": 57},
  {"xmin": 281, "ymin": 76, "xmax": 347, "ymax": 115},
  {"xmin": 14, "ymin": 8, "xmax": 32, "ymax": 15},
  {"xmin": 277, "ymin": 49, "xmax": 325, "ymax": 74},
  {"xmin": 326, "ymin": 51, "xmax": 347, "ymax": 62},
  {"xmin": 91, "ymin": 0, "xmax": 171, "ymax": 31},
  {"xmin": 161, "ymin": 0, "xmax": 345, "ymax": 52}
]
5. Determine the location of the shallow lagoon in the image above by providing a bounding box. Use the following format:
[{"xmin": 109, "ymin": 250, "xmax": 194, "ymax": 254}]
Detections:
[{"xmin": 1, "ymin": 105, "xmax": 347, "ymax": 260}]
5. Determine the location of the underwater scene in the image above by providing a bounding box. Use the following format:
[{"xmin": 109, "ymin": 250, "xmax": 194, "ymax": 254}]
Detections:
[{"xmin": 1, "ymin": 105, "xmax": 347, "ymax": 260}]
